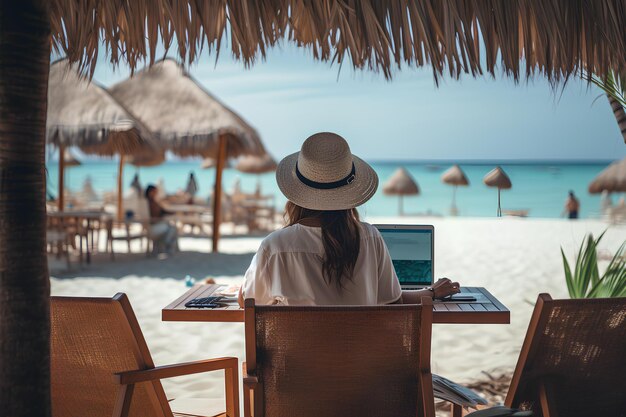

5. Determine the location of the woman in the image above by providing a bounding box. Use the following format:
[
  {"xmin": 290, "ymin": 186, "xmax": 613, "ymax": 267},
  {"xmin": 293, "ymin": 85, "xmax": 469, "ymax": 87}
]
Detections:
[
  {"xmin": 145, "ymin": 185, "xmax": 179, "ymax": 254},
  {"xmin": 240, "ymin": 132, "xmax": 459, "ymax": 306}
]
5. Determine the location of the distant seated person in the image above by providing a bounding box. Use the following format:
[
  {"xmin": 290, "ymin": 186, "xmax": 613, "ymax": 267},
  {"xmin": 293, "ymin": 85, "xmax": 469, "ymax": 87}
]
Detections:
[
  {"xmin": 145, "ymin": 185, "xmax": 179, "ymax": 254},
  {"xmin": 564, "ymin": 190, "xmax": 580, "ymax": 219},
  {"xmin": 239, "ymin": 132, "xmax": 460, "ymax": 307}
]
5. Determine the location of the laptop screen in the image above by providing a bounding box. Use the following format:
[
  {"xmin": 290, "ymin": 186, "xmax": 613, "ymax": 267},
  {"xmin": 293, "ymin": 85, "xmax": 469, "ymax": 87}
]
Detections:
[{"xmin": 376, "ymin": 226, "xmax": 434, "ymax": 287}]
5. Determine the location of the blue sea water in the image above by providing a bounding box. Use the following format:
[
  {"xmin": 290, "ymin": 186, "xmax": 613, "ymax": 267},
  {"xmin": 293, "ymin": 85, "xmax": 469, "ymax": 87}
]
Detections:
[{"xmin": 46, "ymin": 160, "xmax": 620, "ymax": 219}]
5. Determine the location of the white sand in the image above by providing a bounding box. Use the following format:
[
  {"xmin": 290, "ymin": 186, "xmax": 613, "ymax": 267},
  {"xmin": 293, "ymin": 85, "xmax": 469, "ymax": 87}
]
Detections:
[{"xmin": 50, "ymin": 216, "xmax": 625, "ymax": 405}]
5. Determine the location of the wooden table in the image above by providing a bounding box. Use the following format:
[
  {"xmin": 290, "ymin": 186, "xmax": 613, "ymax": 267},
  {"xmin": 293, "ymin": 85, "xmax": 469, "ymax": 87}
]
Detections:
[
  {"xmin": 163, "ymin": 204, "xmax": 212, "ymax": 214},
  {"xmin": 48, "ymin": 210, "xmax": 111, "ymax": 264},
  {"xmin": 162, "ymin": 284, "xmax": 510, "ymax": 324},
  {"xmin": 163, "ymin": 204, "xmax": 213, "ymax": 235}
]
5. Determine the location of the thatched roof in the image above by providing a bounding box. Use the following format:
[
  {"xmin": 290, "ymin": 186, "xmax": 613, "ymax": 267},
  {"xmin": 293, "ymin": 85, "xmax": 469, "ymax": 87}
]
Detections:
[
  {"xmin": 62, "ymin": 149, "xmax": 81, "ymax": 167},
  {"xmin": 201, "ymin": 158, "xmax": 233, "ymax": 169},
  {"xmin": 383, "ymin": 168, "xmax": 419, "ymax": 195},
  {"xmin": 47, "ymin": 59, "xmax": 155, "ymax": 156},
  {"xmin": 588, "ymin": 158, "xmax": 626, "ymax": 193},
  {"xmin": 483, "ymin": 167, "xmax": 512, "ymax": 190},
  {"xmin": 235, "ymin": 155, "xmax": 278, "ymax": 174},
  {"xmin": 109, "ymin": 59, "xmax": 265, "ymax": 159},
  {"xmin": 127, "ymin": 148, "xmax": 166, "ymax": 167},
  {"xmin": 51, "ymin": 1, "xmax": 626, "ymax": 83},
  {"xmin": 441, "ymin": 165, "xmax": 469, "ymax": 186}
]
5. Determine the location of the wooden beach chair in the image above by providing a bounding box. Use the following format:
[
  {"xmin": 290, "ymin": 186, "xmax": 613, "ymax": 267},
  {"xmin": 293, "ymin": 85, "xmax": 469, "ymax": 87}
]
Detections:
[
  {"xmin": 465, "ymin": 293, "xmax": 626, "ymax": 417},
  {"xmin": 51, "ymin": 293, "xmax": 239, "ymax": 417},
  {"xmin": 242, "ymin": 298, "xmax": 436, "ymax": 417},
  {"xmin": 503, "ymin": 293, "xmax": 626, "ymax": 417}
]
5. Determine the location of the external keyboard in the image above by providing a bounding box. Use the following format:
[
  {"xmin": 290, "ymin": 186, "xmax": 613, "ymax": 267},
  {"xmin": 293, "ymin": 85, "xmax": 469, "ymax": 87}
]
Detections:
[{"xmin": 185, "ymin": 296, "xmax": 224, "ymax": 308}]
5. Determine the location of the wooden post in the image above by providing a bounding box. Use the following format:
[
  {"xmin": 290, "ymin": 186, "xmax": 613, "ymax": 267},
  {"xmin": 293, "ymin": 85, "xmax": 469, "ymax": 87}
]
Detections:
[
  {"xmin": 450, "ymin": 186, "xmax": 458, "ymax": 216},
  {"xmin": 117, "ymin": 155, "xmax": 125, "ymax": 221},
  {"xmin": 212, "ymin": 135, "xmax": 227, "ymax": 252},
  {"xmin": 497, "ymin": 188, "xmax": 502, "ymax": 217},
  {"xmin": 58, "ymin": 144, "xmax": 65, "ymax": 211}
]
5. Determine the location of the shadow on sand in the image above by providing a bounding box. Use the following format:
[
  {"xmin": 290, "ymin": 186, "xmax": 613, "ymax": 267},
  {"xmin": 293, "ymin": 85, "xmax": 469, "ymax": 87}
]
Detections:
[{"xmin": 50, "ymin": 250, "xmax": 256, "ymax": 280}]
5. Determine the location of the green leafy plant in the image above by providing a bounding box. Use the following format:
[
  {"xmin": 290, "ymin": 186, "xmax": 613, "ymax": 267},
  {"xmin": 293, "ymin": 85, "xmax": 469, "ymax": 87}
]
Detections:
[
  {"xmin": 561, "ymin": 232, "xmax": 626, "ymax": 298},
  {"xmin": 587, "ymin": 71, "xmax": 626, "ymax": 107}
]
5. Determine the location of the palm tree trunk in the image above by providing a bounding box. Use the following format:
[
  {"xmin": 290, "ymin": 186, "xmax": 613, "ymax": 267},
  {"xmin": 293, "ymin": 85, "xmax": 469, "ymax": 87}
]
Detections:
[
  {"xmin": 0, "ymin": 1, "xmax": 51, "ymax": 416},
  {"xmin": 607, "ymin": 93, "xmax": 626, "ymax": 144}
]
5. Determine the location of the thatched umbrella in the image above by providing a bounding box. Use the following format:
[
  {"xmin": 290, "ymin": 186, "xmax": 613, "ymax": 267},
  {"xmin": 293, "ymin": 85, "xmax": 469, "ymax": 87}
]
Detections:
[
  {"xmin": 109, "ymin": 59, "xmax": 266, "ymax": 251},
  {"xmin": 201, "ymin": 157, "xmax": 232, "ymax": 170},
  {"xmin": 483, "ymin": 167, "xmax": 512, "ymax": 217},
  {"xmin": 127, "ymin": 147, "xmax": 166, "ymax": 168},
  {"xmin": 47, "ymin": 59, "xmax": 156, "ymax": 218},
  {"xmin": 62, "ymin": 149, "xmax": 80, "ymax": 167},
  {"xmin": 383, "ymin": 168, "xmax": 420, "ymax": 216},
  {"xmin": 201, "ymin": 158, "xmax": 217, "ymax": 169},
  {"xmin": 441, "ymin": 165, "xmax": 470, "ymax": 215},
  {"xmin": 588, "ymin": 158, "xmax": 626, "ymax": 194},
  {"xmin": 235, "ymin": 154, "xmax": 278, "ymax": 195}
]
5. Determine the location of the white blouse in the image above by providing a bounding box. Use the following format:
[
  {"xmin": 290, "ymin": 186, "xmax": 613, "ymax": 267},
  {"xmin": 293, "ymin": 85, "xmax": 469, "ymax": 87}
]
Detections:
[{"xmin": 242, "ymin": 222, "xmax": 402, "ymax": 305}]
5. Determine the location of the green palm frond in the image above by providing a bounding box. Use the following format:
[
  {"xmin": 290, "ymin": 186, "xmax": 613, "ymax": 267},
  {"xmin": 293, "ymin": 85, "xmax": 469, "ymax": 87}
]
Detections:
[
  {"xmin": 588, "ymin": 71, "xmax": 626, "ymax": 107},
  {"xmin": 561, "ymin": 233, "xmax": 626, "ymax": 299}
]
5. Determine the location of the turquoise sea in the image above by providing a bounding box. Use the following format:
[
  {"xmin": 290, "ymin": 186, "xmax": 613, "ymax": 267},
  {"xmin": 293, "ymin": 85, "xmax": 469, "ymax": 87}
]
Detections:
[{"xmin": 46, "ymin": 160, "xmax": 620, "ymax": 219}]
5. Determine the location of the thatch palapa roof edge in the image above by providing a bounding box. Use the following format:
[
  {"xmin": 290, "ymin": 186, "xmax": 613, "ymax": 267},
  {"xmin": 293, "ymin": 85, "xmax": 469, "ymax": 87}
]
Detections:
[
  {"xmin": 47, "ymin": 59, "xmax": 158, "ymax": 157},
  {"xmin": 50, "ymin": 1, "xmax": 626, "ymax": 83},
  {"xmin": 109, "ymin": 58, "xmax": 265, "ymax": 159}
]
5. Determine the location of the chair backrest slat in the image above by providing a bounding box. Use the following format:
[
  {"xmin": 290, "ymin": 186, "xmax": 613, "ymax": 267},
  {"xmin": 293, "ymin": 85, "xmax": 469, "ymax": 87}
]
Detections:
[
  {"xmin": 506, "ymin": 294, "xmax": 626, "ymax": 417},
  {"xmin": 246, "ymin": 299, "xmax": 435, "ymax": 417},
  {"xmin": 51, "ymin": 293, "xmax": 171, "ymax": 417}
]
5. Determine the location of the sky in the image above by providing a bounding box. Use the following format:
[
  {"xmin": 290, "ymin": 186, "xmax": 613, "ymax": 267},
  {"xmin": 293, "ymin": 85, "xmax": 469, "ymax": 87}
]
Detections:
[{"xmin": 87, "ymin": 42, "xmax": 626, "ymax": 162}]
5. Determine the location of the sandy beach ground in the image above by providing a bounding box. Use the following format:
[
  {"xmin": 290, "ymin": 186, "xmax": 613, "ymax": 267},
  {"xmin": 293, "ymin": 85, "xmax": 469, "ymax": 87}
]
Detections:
[{"xmin": 50, "ymin": 216, "xmax": 625, "ymax": 408}]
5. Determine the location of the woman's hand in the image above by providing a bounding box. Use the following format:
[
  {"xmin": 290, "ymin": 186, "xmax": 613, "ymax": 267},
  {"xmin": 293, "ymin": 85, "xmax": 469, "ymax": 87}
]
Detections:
[{"xmin": 431, "ymin": 278, "xmax": 460, "ymax": 299}]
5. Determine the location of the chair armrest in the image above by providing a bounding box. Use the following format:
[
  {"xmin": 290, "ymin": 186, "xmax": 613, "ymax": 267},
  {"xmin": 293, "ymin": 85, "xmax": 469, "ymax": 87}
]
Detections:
[
  {"xmin": 242, "ymin": 362, "xmax": 259, "ymax": 387},
  {"xmin": 115, "ymin": 357, "xmax": 237, "ymax": 385},
  {"xmin": 242, "ymin": 362, "xmax": 260, "ymax": 417}
]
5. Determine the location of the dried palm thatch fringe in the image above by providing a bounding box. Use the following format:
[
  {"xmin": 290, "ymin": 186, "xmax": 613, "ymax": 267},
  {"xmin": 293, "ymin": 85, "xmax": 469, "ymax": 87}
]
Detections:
[
  {"xmin": 47, "ymin": 59, "xmax": 156, "ymax": 156},
  {"xmin": 109, "ymin": 59, "xmax": 265, "ymax": 158},
  {"xmin": 49, "ymin": 0, "xmax": 626, "ymax": 84}
]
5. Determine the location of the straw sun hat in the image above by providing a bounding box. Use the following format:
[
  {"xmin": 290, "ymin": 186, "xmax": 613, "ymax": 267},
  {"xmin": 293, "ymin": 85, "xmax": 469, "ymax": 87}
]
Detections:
[{"xmin": 276, "ymin": 132, "xmax": 378, "ymax": 210}]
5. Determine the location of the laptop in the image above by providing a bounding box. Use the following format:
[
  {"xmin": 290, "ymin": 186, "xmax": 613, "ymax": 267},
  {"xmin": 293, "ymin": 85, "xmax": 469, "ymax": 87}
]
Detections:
[{"xmin": 374, "ymin": 224, "xmax": 434, "ymax": 290}]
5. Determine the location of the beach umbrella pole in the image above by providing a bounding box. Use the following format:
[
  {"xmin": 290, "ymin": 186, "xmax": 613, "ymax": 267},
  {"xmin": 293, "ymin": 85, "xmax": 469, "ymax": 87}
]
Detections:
[
  {"xmin": 399, "ymin": 195, "xmax": 404, "ymax": 216},
  {"xmin": 212, "ymin": 135, "xmax": 227, "ymax": 252},
  {"xmin": 497, "ymin": 189, "xmax": 501, "ymax": 217},
  {"xmin": 58, "ymin": 145, "xmax": 65, "ymax": 211},
  {"xmin": 117, "ymin": 155, "xmax": 125, "ymax": 221}
]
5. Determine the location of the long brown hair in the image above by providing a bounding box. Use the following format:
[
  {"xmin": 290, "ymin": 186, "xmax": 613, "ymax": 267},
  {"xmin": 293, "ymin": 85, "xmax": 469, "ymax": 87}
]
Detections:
[{"xmin": 285, "ymin": 201, "xmax": 361, "ymax": 288}]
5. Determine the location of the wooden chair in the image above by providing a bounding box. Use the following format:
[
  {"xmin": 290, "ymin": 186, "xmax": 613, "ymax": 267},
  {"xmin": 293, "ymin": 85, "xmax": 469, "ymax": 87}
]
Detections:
[
  {"xmin": 46, "ymin": 215, "xmax": 71, "ymax": 269},
  {"xmin": 106, "ymin": 219, "xmax": 151, "ymax": 259},
  {"xmin": 51, "ymin": 293, "xmax": 239, "ymax": 417},
  {"xmin": 242, "ymin": 297, "xmax": 435, "ymax": 417},
  {"xmin": 467, "ymin": 293, "xmax": 626, "ymax": 417}
]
